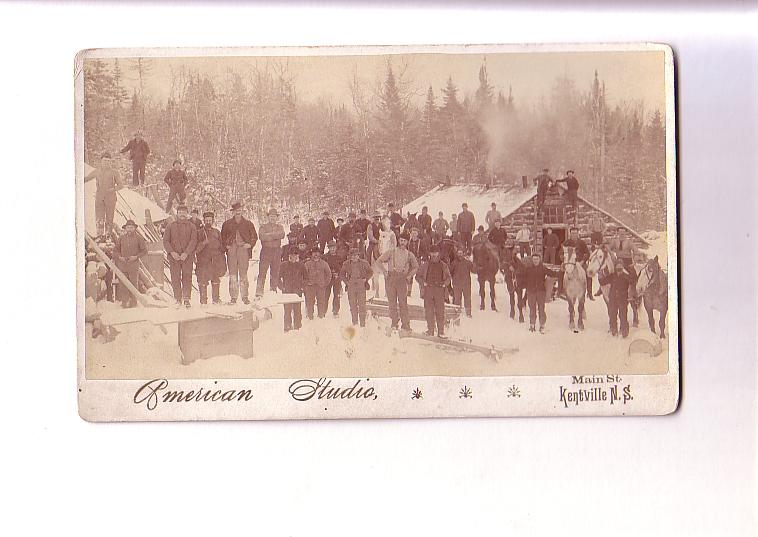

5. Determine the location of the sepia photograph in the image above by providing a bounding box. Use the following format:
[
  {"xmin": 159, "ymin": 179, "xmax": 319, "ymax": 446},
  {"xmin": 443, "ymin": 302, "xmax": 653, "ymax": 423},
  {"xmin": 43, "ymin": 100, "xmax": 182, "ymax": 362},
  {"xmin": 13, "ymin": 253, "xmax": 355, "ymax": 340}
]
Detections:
[{"xmin": 76, "ymin": 44, "xmax": 678, "ymax": 419}]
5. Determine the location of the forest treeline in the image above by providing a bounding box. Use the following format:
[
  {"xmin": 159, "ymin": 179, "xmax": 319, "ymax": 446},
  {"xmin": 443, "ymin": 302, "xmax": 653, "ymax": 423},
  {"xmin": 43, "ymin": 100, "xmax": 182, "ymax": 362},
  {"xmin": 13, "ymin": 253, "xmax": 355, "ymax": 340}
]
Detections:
[{"xmin": 84, "ymin": 57, "xmax": 666, "ymax": 230}]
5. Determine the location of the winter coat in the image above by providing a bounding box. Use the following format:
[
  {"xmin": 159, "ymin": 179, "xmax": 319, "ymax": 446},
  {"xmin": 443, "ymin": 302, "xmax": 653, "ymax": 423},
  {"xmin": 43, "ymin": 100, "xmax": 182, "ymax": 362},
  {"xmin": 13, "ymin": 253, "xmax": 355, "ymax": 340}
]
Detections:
[
  {"xmin": 543, "ymin": 232, "xmax": 560, "ymax": 250},
  {"xmin": 599, "ymin": 270, "xmax": 631, "ymax": 303},
  {"xmin": 164, "ymin": 169, "xmax": 187, "ymax": 188},
  {"xmin": 488, "ymin": 227, "xmax": 507, "ymax": 249},
  {"xmin": 457, "ymin": 210, "xmax": 476, "ymax": 233},
  {"xmin": 557, "ymin": 175, "xmax": 579, "ymax": 192},
  {"xmin": 450, "ymin": 257, "xmax": 475, "ymax": 288},
  {"xmin": 300, "ymin": 224, "xmax": 319, "ymax": 246},
  {"xmin": 324, "ymin": 250, "xmax": 347, "ymax": 278},
  {"xmin": 258, "ymin": 222, "xmax": 286, "ymax": 249},
  {"xmin": 535, "ymin": 173, "xmax": 553, "ymax": 193},
  {"xmin": 304, "ymin": 258, "xmax": 332, "ymax": 288},
  {"xmin": 485, "ymin": 209, "xmax": 502, "ymax": 229},
  {"xmin": 120, "ymin": 138, "xmax": 150, "ymax": 162},
  {"xmin": 163, "ymin": 218, "xmax": 198, "ymax": 256},
  {"xmin": 195, "ymin": 227, "xmax": 227, "ymax": 279},
  {"xmin": 220, "ymin": 217, "xmax": 258, "ymax": 249},
  {"xmin": 354, "ymin": 217, "xmax": 371, "ymax": 239},
  {"xmin": 317, "ymin": 218, "xmax": 336, "ymax": 243},
  {"xmin": 290, "ymin": 222, "xmax": 304, "ymax": 237},
  {"xmin": 417, "ymin": 213, "xmax": 432, "ymax": 233},
  {"xmin": 516, "ymin": 228, "xmax": 531, "ymax": 243},
  {"xmin": 524, "ymin": 263, "xmax": 560, "ymax": 294},
  {"xmin": 281, "ymin": 243, "xmax": 299, "ymax": 262},
  {"xmin": 114, "ymin": 231, "xmax": 147, "ymax": 272},
  {"xmin": 338, "ymin": 222, "xmax": 356, "ymax": 245},
  {"xmin": 340, "ymin": 258, "xmax": 373, "ymax": 291},
  {"xmin": 416, "ymin": 259, "xmax": 452, "ymax": 289},
  {"xmin": 432, "ymin": 217, "xmax": 449, "ymax": 237},
  {"xmin": 563, "ymin": 237, "xmax": 590, "ymax": 263},
  {"xmin": 278, "ymin": 261, "xmax": 306, "ymax": 295}
]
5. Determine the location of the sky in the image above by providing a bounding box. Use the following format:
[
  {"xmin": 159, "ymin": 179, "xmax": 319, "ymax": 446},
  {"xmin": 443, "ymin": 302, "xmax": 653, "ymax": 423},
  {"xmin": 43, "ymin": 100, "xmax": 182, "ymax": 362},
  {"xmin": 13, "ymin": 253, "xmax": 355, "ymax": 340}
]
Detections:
[{"xmin": 97, "ymin": 49, "xmax": 666, "ymax": 116}]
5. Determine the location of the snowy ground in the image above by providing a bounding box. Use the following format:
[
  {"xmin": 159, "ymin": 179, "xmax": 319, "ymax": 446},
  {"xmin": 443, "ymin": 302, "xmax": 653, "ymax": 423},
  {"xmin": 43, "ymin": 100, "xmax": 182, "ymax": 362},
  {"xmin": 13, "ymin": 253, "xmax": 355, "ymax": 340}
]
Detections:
[{"xmin": 86, "ymin": 251, "xmax": 670, "ymax": 380}]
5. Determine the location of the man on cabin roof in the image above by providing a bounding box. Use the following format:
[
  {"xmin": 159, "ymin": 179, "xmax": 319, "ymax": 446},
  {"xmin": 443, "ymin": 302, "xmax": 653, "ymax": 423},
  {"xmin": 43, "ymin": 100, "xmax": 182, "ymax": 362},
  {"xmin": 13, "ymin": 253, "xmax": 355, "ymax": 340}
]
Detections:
[
  {"xmin": 120, "ymin": 131, "xmax": 150, "ymax": 187},
  {"xmin": 556, "ymin": 169, "xmax": 580, "ymax": 207},
  {"xmin": 164, "ymin": 159, "xmax": 188, "ymax": 213},
  {"xmin": 85, "ymin": 152, "xmax": 123, "ymax": 236},
  {"xmin": 535, "ymin": 167, "xmax": 554, "ymax": 211}
]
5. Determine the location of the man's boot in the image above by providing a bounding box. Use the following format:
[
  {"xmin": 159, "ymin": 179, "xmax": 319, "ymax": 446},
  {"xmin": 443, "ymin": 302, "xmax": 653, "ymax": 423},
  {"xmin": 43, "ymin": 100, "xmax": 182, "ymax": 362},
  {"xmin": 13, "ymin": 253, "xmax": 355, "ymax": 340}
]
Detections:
[{"xmin": 211, "ymin": 283, "xmax": 220, "ymax": 304}]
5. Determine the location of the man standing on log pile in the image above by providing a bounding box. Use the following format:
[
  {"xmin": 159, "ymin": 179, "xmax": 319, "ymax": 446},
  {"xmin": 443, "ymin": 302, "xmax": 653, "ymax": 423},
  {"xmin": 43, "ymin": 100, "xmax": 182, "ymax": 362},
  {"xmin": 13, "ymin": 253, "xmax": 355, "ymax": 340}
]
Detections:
[
  {"xmin": 164, "ymin": 205, "xmax": 198, "ymax": 308},
  {"xmin": 556, "ymin": 169, "xmax": 580, "ymax": 207},
  {"xmin": 113, "ymin": 219, "xmax": 147, "ymax": 308},
  {"xmin": 457, "ymin": 203, "xmax": 476, "ymax": 255},
  {"xmin": 195, "ymin": 211, "xmax": 225, "ymax": 305},
  {"xmin": 85, "ymin": 153, "xmax": 123, "ymax": 237},
  {"xmin": 120, "ymin": 131, "xmax": 150, "ymax": 187},
  {"xmin": 164, "ymin": 159, "xmax": 188, "ymax": 213},
  {"xmin": 317, "ymin": 211, "xmax": 336, "ymax": 254},
  {"xmin": 256, "ymin": 207, "xmax": 285, "ymax": 298},
  {"xmin": 221, "ymin": 201, "xmax": 257, "ymax": 305},
  {"xmin": 340, "ymin": 247, "xmax": 374, "ymax": 327},
  {"xmin": 373, "ymin": 231, "xmax": 419, "ymax": 332},
  {"xmin": 416, "ymin": 244, "xmax": 452, "ymax": 338}
]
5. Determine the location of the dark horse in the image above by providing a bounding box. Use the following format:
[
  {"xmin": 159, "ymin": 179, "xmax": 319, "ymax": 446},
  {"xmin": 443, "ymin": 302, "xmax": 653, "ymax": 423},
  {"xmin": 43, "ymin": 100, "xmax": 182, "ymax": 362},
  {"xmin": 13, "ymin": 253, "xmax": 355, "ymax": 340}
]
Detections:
[
  {"xmin": 502, "ymin": 250, "xmax": 527, "ymax": 322},
  {"xmin": 473, "ymin": 241, "xmax": 500, "ymax": 311},
  {"xmin": 402, "ymin": 212, "xmax": 420, "ymax": 235},
  {"xmin": 635, "ymin": 255, "xmax": 668, "ymax": 338}
]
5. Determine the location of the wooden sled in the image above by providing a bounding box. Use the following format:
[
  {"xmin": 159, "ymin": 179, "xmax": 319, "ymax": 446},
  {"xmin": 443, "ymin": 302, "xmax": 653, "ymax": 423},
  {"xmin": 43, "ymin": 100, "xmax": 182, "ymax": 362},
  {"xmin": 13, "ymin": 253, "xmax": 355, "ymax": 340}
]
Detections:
[
  {"xmin": 367, "ymin": 297, "xmax": 462, "ymax": 326},
  {"xmin": 397, "ymin": 331, "xmax": 517, "ymax": 362}
]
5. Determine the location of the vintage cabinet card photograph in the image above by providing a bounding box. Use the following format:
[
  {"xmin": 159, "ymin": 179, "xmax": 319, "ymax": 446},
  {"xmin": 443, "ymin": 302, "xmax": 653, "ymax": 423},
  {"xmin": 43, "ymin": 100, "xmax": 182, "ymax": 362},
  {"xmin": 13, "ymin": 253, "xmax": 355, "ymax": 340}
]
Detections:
[{"xmin": 76, "ymin": 43, "xmax": 678, "ymax": 421}]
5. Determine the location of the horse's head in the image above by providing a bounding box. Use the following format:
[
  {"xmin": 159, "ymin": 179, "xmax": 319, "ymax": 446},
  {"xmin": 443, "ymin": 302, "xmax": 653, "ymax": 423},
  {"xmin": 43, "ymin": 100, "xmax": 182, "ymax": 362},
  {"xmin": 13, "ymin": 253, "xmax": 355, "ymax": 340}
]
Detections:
[
  {"xmin": 562, "ymin": 246, "xmax": 577, "ymax": 275},
  {"xmin": 636, "ymin": 255, "xmax": 663, "ymax": 295},
  {"xmin": 586, "ymin": 247, "xmax": 605, "ymax": 276}
]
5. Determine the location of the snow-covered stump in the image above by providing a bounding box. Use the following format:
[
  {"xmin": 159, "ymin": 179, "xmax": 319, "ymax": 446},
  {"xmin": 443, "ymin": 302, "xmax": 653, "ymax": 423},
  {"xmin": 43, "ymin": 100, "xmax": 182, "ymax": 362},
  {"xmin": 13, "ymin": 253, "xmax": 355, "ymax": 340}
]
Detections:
[{"xmin": 628, "ymin": 330, "xmax": 663, "ymax": 357}]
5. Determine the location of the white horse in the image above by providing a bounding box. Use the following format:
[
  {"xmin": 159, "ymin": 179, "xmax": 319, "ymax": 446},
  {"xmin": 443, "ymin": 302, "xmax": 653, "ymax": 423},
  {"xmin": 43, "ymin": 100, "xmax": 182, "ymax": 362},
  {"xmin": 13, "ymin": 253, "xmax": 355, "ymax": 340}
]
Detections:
[
  {"xmin": 562, "ymin": 246, "xmax": 587, "ymax": 332},
  {"xmin": 372, "ymin": 217, "xmax": 396, "ymax": 298}
]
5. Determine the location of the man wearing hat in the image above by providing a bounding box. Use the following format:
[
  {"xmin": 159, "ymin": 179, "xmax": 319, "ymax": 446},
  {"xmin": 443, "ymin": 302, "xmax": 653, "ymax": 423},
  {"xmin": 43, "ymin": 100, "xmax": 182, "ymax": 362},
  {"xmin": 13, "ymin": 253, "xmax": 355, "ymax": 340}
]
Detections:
[
  {"xmin": 485, "ymin": 202, "xmax": 502, "ymax": 231},
  {"xmin": 354, "ymin": 209, "xmax": 371, "ymax": 257},
  {"xmin": 556, "ymin": 169, "xmax": 580, "ymax": 207},
  {"xmin": 189, "ymin": 208, "xmax": 203, "ymax": 231},
  {"xmin": 164, "ymin": 159, "xmax": 188, "ymax": 213},
  {"xmin": 373, "ymin": 231, "xmax": 419, "ymax": 331},
  {"xmin": 387, "ymin": 203, "xmax": 405, "ymax": 241},
  {"xmin": 323, "ymin": 241, "xmax": 346, "ymax": 317},
  {"xmin": 296, "ymin": 239, "xmax": 311, "ymax": 263},
  {"xmin": 334, "ymin": 217, "xmax": 345, "ymax": 246},
  {"xmin": 339, "ymin": 212, "xmax": 358, "ymax": 250},
  {"xmin": 281, "ymin": 232, "xmax": 299, "ymax": 262},
  {"xmin": 300, "ymin": 216, "xmax": 319, "ymax": 252},
  {"xmin": 599, "ymin": 260, "xmax": 632, "ymax": 338},
  {"xmin": 524, "ymin": 252, "xmax": 561, "ymax": 333},
  {"xmin": 256, "ymin": 207, "xmax": 286, "ymax": 297},
  {"xmin": 195, "ymin": 211, "xmax": 225, "ymax": 305},
  {"xmin": 164, "ymin": 205, "xmax": 198, "ymax": 307},
  {"xmin": 416, "ymin": 244, "xmax": 452, "ymax": 337},
  {"xmin": 535, "ymin": 168, "xmax": 554, "ymax": 211},
  {"xmin": 289, "ymin": 215, "xmax": 304, "ymax": 238},
  {"xmin": 366, "ymin": 211, "xmax": 382, "ymax": 264},
  {"xmin": 85, "ymin": 152, "xmax": 123, "ymax": 236},
  {"xmin": 303, "ymin": 249, "xmax": 332, "ymax": 320},
  {"xmin": 317, "ymin": 211, "xmax": 336, "ymax": 254},
  {"xmin": 120, "ymin": 131, "xmax": 150, "ymax": 187},
  {"xmin": 450, "ymin": 246, "xmax": 474, "ymax": 318},
  {"xmin": 340, "ymin": 247, "xmax": 373, "ymax": 327},
  {"xmin": 278, "ymin": 250, "xmax": 306, "ymax": 332},
  {"xmin": 113, "ymin": 219, "xmax": 147, "ymax": 308},
  {"xmin": 457, "ymin": 203, "xmax": 476, "ymax": 255},
  {"xmin": 220, "ymin": 202, "xmax": 258, "ymax": 304}
]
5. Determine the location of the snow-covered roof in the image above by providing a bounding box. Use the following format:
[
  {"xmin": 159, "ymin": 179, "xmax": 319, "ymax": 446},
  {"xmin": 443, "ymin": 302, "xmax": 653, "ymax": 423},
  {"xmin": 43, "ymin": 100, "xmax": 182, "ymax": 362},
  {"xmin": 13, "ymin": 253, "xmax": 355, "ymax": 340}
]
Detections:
[
  {"xmin": 403, "ymin": 183, "xmax": 537, "ymax": 225},
  {"xmin": 84, "ymin": 163, "xmax": 169, "ymax": 236}
]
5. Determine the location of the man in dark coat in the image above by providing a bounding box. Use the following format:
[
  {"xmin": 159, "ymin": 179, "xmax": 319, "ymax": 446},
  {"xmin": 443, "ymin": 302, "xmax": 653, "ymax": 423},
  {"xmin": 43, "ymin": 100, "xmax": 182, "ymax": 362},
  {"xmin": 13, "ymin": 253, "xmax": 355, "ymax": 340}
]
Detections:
[
  {"xmin": 417, "ymin": 206, "xmax": 433, "ymax": 235},
  {"xmin": 535, "ymin": 168, "xmax": 553, "ymax": 211},
  {"xmin": 120, "ymin": 131, "xmax": 150, "ymax": 186},
  {"xmin": 524, "ymin": 253, "xmax": 561, "ymax": 332},
  {"xmin": 407, "ymin": 228, "xmax": 430, "ymax": 297},
  {"xmin": 416, "ymin": 244, "xmax": 452, "ymax": 337},
  {"xmin": 323, "ymin": 241, "xmax": 346, "ymax": 317},
  {"xmin": 457, "ymin": 203, "xmax": 476, "ymax": 254},
  {"xmin": 387, "ymin": 203, "xmax": 405, "ymax": 241},
  {"xmin": 256, "ymin": 207, "xmax": 286, "ymax": 297},
  {"xmin": 278, "ymin": 251, "xmax": 306, "ymax": 332},
  {"xmin": 220, "ymin": 201, "xmax": 258, "ymax": 304},
  {"xmin": 195, "ymin": 211, "xmax": 226, "ymax": 305},
  {"xmin": 113, "ymin": 219, "xmax": 147, "ymax": 308},
  {"xmin": 290, "ymin": 215, "xmax": 304, "ymax": 238},
  {"xmin": 502, "ymin": 243, "xmax": 526, "ymax": 321},
  {"xmin": 366, "ymin": 212, "xmax": 382, "ymax": 263},
  {"xmin": 300, "ymin": 216, "xmax": 319, "ymax": 251},
  {"xmin": 450, "ymin": 247, "xmax": 474, "ymax": 317},
  {"xmin": 556, "ymin": 169, "xmax": 580, "ymax": 207},
  {"xmin": 189, "ymin": 208, "xmax": 203, "ymax": 231},
  {"xmin": 164, "ymin": 160, "xmax": 188, "ymax": 213},
  {"xmin": 164, "ymin": 205, "xmax": 198, "ymax": 307},
  {"xmin": 340, "ymin": 247, "xmax": 374, "ymax": 326},
  {"xmin": 317, "ymin": 211, "xmax": 336, "ymax": 253},
  {"xmin": 488, "ymin": 219, "xmax": 507, "ymax": 253},
  {"xmin": 281, "ymin": 232, "xmax": 299, "ymax": 262},
  {"xmin": 599, "ymin": 260, "xmax": 632, "ymax": 337},
  {"xmin": 303, "ymin": 249, "xmax": 332, "ymax": 319},
  {"xmin": 354, "ymin": 209, "xmax": 371, "ymax": 257},
  {"xmin": 296, "ymin": 240, "xmax": 311, "ymax": 263},
  {"xmin": 562, "ymin": 226, "xmax": 593, "ymax": 300},
  {"xmin": 339, "ymin": 212, "xmax": 359, "ymax": 252},
  {"xmin": 543, "ymin": 227, "xmax": 560, "ymax": 265}
]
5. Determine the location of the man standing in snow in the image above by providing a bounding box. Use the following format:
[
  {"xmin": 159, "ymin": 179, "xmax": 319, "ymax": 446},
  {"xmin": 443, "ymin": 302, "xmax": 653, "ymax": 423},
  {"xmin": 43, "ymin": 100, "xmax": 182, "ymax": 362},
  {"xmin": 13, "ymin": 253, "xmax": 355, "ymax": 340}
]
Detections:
[
  {"xmin": 85, "ymin": 152, "xmax": 123, "ymax": 237},
  {"xmin": 449, "ymin": 213, "xmax": 459, "ymax": 243},
  {"xmin": 317, "ymin": 211, "xmax": 336, "ymax": 253},
  {"xmin": 485, "ymin": 202, "xmax": 502, "ymax": 230},
  {"xmin": 220, "ymin": 201, "xmax": 257, "ymax": 305},
  {"xmin": 366, "ymin": 211, "xmax": 382, "ymax": 263},
  {"xmin": 599, "ymin": 260, "xmax": 632, "ymax": 337},
  {"xmin": 354, "ymin": 208, "xmax": 371, "ymax": 257},
  {"xmin": 300, "ymin": 216, "xmax": 319, "ymax": 252},
  {"xmin": 543, "ymin": 227, "xmax": 560, "ymax": 265},
  {"xmin": 195, "ymin": 211, "xmax": 225, "ymax": 305},
  {"xmin": 290, "ymin": 215, "xmax": 304, "ymax": 238},
  {"xmin": 113, "ymin": 219, "xmax": 147, "ymax": 309},
  {"xmin": 457, "ymin": 203, "xmax": 476, "ymax": 254},
  {"xmin": 323, "ymin": 241, "xmax": 346, "ymax": 317},
  {"xmin": 417, "ymin": 206, "xmax": 433, "ymax": 235},
  {"xmin": 164, "ymin": 205, "xmax": 198, "ymax": 307},
  {"xmin": 450, "ymin": 247, "xmax": 474, "ymax": 317},
  {"xmin": 278, "ymin": 251, "xmax": 306, "ymax": 332},
  {"xmin": 524, "ymin": 253, "xmax": 561, "ymax": 333},
  {"xmin": 340, "ymin": 247, "xmax": 374, "ymax": 327},
  {"xmin": 432, "ymin": 211, "xmax": 449, "ymax": 241},
  {"xmin": 120, "ymin": 131, "xmax": 150, "ymax": 187},
  {"xmin": 387, "ymin": 202, "xmax": 405, "ymax": 241},
  {"xmin": 407, "ymin": 227, "xmax": 429, "ymax": 297},
  {"xmin": 164, "ymin": 159, "xmax": 188, "ymax": 213},
  {"xmin": 416, "ymin": 244, "xmax": 452, "ymax": 337},
  {"xmin": 256, "ymin": 207, "xmax": 285, "ymax": 297},
  {"xmin": 516, "ymin": 224, "xmax": 532, "ymax": 257},
  {"xmin": 373, "ymin": 232, "xmax": 419, "ymax": 332},
  {"xmin": 303, "ymin": 249, "xmax": 332, "ymax": 319}
]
